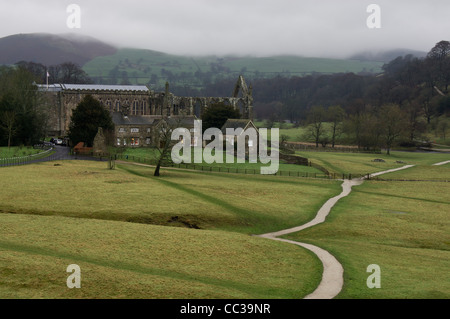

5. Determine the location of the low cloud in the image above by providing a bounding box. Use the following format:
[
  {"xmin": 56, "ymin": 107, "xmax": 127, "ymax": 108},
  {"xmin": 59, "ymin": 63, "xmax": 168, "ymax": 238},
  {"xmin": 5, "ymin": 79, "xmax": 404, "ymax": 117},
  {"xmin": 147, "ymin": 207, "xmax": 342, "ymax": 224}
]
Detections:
[{"xmin": 0, "ymin": 0, "xmax": 449, "ymax": 57}]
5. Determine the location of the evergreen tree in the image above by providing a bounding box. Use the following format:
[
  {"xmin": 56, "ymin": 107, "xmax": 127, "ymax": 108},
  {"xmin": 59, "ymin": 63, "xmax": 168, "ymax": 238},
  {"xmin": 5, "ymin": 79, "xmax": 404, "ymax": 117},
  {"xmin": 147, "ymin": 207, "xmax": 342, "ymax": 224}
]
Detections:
[
  {"xmin": 201, "ymin": 102, "xmax": 241, "ymax": 133},
  {"xmin": 68, "ymin": 95, "xmax": 114, "ymax": 147}
]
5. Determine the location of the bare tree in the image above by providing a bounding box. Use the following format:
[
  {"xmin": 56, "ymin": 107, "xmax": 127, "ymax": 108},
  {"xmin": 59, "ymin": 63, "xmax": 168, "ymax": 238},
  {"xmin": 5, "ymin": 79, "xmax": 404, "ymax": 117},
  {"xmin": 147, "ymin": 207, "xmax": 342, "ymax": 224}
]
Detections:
[
  {"xmin": 306, "ymin": 106, "xmax": 326, "ymax": 148},
  {"xmin": 378, "ymin": 104, "xmax": 407, "ymax": 155},
  {"xmin": 153, "ymin": 112, "xmax": 191, "ymax": 177},
  {"xmin": 0, "ymin": 110, "xmax": 16, "ymax": 148},
  {"xmin": 327, "ymin": 105, "xmax": 345, "ymax": 148}
]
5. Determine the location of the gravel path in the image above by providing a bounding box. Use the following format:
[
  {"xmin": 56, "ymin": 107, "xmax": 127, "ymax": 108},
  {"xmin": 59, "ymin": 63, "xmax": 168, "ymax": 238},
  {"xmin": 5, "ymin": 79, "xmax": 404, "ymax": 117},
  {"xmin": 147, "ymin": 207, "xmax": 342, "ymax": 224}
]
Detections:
[
  {"xmin": 257, "ymin": 165, "xmax": 415, "ymax": 299},
  {"xmin": 433, "ymin": 160, "xmax": 450, "ymax": 166}
]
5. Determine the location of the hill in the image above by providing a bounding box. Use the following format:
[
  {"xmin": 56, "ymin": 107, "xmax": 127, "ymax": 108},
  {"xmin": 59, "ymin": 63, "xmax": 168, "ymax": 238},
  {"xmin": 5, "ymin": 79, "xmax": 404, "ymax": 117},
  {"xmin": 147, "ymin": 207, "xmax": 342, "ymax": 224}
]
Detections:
[
  {"xmin": 0, "ymin": 32, "xmax": 429, "ymax": 93},
  {"xmin": 0, "ymin": 33, "xmax": 117, "ymax": 66},
  {"xmin": 83, "ymin": 47, "xmax": 385, "ymax": 90},
  {"xmin": 350, "ymin": 48, "xmax": 427, "ymax": 62}
]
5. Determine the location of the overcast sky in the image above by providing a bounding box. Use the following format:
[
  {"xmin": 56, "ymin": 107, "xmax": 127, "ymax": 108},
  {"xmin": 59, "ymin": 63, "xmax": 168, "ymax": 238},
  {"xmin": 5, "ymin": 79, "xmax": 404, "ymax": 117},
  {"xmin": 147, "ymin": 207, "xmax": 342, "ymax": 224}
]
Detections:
[{"xmin": 1, "ymin": 0, "xmax": 449, "ymax": 58}]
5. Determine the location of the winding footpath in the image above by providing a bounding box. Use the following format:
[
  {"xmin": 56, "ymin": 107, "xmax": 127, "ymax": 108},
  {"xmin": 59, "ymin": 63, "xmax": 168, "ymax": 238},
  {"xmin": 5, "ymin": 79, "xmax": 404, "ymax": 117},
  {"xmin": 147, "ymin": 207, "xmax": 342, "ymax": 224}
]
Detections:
[{"xmin": 257, "ymin": 164, "xmax": 416, "ymax": 299}]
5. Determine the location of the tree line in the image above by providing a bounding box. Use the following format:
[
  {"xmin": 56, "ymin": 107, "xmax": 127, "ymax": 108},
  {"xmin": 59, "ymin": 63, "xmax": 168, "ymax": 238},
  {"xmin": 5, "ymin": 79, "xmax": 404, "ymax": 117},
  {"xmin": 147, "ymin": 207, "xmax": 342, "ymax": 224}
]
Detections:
[
  {"xmin": 15, "ymin": 61, "xmax": 92, "ymax": 85},
  {"xmin": 0, "ymin": 66, "xmax": 47, "ymax": 147},
  {"xmin": 0, "ymin": 62, "xmax": 92, "ymax": 148}
]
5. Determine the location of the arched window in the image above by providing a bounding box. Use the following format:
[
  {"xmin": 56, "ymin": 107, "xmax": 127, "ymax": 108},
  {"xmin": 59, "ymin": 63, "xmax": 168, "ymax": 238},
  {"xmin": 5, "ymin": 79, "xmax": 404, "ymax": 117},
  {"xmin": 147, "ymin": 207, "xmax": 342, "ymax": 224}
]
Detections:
[
  {"xmin": 106, "ymin": 99, "xmax": 112, "ymax": 112},
  {"xmin": 115, "ymin": 100, "xmax": 120, "ymax": 112},
  {"xmin": 133, "ymin": 100, "xmax": 139, "ymax": 115},
  {"xmin": 141, "ymin": 101, "xmax": 146, "ymax": 115}
]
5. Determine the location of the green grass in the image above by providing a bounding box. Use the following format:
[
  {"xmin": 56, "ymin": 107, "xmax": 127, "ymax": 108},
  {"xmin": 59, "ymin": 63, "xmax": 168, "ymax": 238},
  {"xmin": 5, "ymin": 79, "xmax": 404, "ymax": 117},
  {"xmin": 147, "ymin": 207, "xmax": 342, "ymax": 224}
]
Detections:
[
  {"xmin": 0, "ymin": 160, "xmax": 341, "ymax": 234},
  {"xmin": 0, "ymin": 160, "xmax": 342, "ymax": 298},
  {"xmin": 0, "ymin": 214, "xmax": 321, "ymax": 299},
  {"xmin": 295, "ymin": 150, "xmax": 450, "ymax": 175},
  {"xmin": 1, "ymin": 151, "xmax": 448, "ymax": 299},
  {"xmin": 0, "ymin": 146, "xmax": 42, "ymax": 159},
  {"xmin": 117, "ymin": 147, "xmax": 324, "ymax": 176},
  {"xmin": 285, "ymin": 180, "xmax": 450, "ymax": 299},
  {"xmin": 378, "ymin": 161, "xmax": 450, "ymax": 180}
]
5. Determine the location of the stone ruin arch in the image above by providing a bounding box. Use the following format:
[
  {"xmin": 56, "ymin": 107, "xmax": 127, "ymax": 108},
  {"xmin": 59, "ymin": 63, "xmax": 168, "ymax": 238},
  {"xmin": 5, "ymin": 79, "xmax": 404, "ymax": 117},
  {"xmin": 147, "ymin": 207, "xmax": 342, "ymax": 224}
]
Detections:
[{"xmin": 161, "ymin": 75, "xmax": 253, "ymax": 120}]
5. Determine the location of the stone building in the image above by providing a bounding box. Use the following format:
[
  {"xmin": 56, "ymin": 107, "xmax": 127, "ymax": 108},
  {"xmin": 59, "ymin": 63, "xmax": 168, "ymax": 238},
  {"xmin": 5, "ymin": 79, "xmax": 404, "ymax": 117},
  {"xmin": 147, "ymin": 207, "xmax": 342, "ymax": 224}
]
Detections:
[
  {"xmin": 38, "ymin": 76, "xmax": 253, "ymax": 148},
  {"xmin": 221, "ymin": 119, "xmax": 260, "ymax": 155}
]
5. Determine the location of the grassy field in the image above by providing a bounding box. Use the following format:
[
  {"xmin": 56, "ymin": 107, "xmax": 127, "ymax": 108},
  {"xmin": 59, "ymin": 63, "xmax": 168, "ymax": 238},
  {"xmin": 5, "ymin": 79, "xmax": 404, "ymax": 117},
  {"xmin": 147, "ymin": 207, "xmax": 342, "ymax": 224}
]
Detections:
[
  {"xmin": 0, "ymin": 214, "xmax": 321, "ymax": 299},
  {"xmin": 295, "ymin": 150, "xmax": 450, "ymax": 176},
  {"xmin": 0, "ymin": 160, "xmax": 340, "ymax": 234},
  {"xmin": 115, "ymin": 147, "xmax": 324, "ymax": 176},
  {"xmin": 0, "ymin": 146, "xmax": 42, "ymax": 159},
  {"xmin": 285, "ymin": 179, "xmax": 450, "ymax": 298},
  {"xmin": 1, "ymin": 150, "xmax": 448, "ymax": 299},
  {"xmin": 0, "ymin": 160, "xmax": 343, "ymax": 298},
  {"xmin": 378, "ymin": 161, "xmax": 450, "ymax": 180}
]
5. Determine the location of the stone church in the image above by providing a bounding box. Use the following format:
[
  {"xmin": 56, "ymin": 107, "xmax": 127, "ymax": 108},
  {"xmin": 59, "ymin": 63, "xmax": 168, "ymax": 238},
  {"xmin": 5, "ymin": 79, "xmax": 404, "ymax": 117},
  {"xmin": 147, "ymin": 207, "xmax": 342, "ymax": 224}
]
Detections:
[{"xmin": 39, "ymin": 76, "xmax": 253, "ymax": 148}]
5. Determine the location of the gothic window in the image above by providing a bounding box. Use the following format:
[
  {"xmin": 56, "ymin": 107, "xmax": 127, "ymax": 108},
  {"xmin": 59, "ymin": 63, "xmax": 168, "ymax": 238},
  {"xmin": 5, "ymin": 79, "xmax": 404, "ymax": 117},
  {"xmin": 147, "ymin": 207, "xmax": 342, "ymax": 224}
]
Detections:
[
  {"xmin": 115, "ymin": 100, "xmax": 120, "ymax": 112},
  {"xmin": 106, "ymin": 100, "xmax": 112, "ymax": 112},
  {"xmin": 133, "ymin": 100, "xmax": 139, "ymax": 115},
  {"xmin": 141, "ymin": 101, "xmax": 146, "ymax": 115}
]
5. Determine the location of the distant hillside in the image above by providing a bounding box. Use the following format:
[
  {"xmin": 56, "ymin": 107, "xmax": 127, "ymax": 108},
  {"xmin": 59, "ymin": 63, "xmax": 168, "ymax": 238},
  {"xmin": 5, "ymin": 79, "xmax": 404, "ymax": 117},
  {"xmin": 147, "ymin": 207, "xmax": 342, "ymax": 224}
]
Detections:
[
  {"xmin": 2, "ymin": 32, "xmax": 427, "ymax": 92},
  {"xmin": 350, "ymin": 48, "xmax": 427, "ymax": 62},
  {"xmin": 83, "ymin": 48, "xmax": 385, "ymax": 91},
  {"xmin": 0, "ymin": 33, "xmax": 117, "ymax": 66}
]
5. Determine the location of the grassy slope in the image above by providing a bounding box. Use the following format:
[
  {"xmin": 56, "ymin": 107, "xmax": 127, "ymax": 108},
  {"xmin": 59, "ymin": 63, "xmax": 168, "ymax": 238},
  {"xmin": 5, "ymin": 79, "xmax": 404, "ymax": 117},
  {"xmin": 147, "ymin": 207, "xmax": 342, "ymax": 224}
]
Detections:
[
  {"xmin": 83, "ymin": 48, "xmax": 383, "ymax": 86},
  {"xmin": 0, "ymin": 160, "xmax": 340, "ymax": 234},
  {"xmin": 1, "ymin": 153, "xmax": 448, "ymax": 299},
  {"xmin": 0, "ymin": 214, "xmax": 320, "ymax": 299},
  {"xmin": 0, "ymin": 160, "xmax": 344, "ymax": 298},
  {"xmin": 295, "ymin": 150, "xmax": 450, "ymax": 175}
]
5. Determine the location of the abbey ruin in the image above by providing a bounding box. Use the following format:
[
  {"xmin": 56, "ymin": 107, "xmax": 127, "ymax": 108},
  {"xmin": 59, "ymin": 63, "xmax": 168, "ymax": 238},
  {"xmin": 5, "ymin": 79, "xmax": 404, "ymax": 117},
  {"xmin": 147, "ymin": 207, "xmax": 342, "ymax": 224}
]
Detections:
[{"xmin": 40, "ymin": 76, "xmax": 254, "ymax": 145}]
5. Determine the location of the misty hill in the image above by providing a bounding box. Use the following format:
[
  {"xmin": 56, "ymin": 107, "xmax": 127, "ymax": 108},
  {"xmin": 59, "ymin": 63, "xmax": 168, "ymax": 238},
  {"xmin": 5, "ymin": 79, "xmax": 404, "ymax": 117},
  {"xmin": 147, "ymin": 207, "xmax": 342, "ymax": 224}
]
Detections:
[
  {"xmin": 350, "ymin": 48, "xmax": 427, "ymax": 62},
  {"xmin": 0, "ymin": 33, "xmax": 117, "ymax": 66},
  {"xmin": 83, "ymin": 48, "xmax": 385, "ymax": 91},
  {"xmin": 0, "ymin": 32, "xmax": 428, "ymax": 93}
]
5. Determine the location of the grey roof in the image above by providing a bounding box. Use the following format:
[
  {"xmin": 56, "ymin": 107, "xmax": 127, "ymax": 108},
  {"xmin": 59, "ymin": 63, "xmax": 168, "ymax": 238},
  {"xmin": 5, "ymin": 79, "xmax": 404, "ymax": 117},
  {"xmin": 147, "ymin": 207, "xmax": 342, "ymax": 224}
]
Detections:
[
  {"xmin": 62, "ymin": 84, "xmax": 149, "ymax": 92},
  {"xmin": 37, "ymin": 84, "xmax": 149, "ymax": 92},
  {"xmin": 221, "ymin": 119, "xmax": 256, "ymax": 134},
  {"xmin": 37, "ymin": 84, "xmax": 63, "ymax": 92},
  {"xmin": 112, "ymin": 112, "xmax": 155, "ymax": 126}
]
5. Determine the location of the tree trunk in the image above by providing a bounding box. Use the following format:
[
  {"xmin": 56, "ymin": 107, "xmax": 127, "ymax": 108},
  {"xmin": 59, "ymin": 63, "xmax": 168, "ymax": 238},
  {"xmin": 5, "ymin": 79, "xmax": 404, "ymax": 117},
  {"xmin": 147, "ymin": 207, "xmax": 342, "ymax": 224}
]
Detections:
[{"xmin": 154, "ymin": 163, "xmax": 161, "ymax": 176}]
